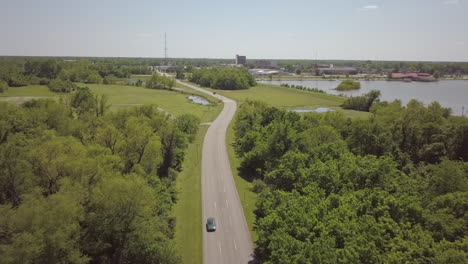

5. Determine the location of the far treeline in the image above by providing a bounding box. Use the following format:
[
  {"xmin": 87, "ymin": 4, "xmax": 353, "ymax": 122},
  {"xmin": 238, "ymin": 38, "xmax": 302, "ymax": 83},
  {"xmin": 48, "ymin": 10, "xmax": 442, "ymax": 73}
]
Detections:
[
  {"xmin": 0, "ymin": 88, "xmax": 201, "ymax": 263},
  {"xmin": 234, "ymin": 99, "xmax": 468, "ymax": 263},
  {"xmin": 189, "ymin": 67, "xmax": 256, "ymax": 90},
  {"xmin": 0, "ymin": 57, "xmax": 179, "ymax": 94}
]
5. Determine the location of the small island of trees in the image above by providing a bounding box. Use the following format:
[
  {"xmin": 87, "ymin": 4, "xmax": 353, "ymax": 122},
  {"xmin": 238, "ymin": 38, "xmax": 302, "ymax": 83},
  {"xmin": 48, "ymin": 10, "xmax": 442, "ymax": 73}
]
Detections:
[{"xmin": 336, "ymin": 79, "xmax": 361, "ymax": 91}]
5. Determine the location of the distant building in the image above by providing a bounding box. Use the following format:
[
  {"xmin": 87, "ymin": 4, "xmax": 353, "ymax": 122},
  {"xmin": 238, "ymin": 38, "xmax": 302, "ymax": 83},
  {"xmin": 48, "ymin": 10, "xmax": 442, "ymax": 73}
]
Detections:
[
  {"xmin": 391, "ymin": 72, "xmax": 435, "ymax": 82},
  {"xmin": 236, "ymin": 55, "xmax": 246, "ymax": 66},
  {"xmin": 255, "ymin": 60, "xmax": 278, "ymax": 69},
  {"xmin": 316, "ymin": 64, "xmax": 331, "ymax": 68},
  {"xmin": 248, "ymin": 69, "xmax": 281, "ymax": 76},
  {"xmin": 318, "ymin": 66, "xmax": 357, "ymax": 75}
]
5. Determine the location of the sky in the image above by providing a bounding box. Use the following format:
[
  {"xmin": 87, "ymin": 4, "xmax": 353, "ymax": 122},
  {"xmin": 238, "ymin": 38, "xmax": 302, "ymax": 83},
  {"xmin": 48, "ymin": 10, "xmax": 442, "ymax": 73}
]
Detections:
[{"xmin": 1, "ymin": 0, "xmax": 467, "ymax": 61}]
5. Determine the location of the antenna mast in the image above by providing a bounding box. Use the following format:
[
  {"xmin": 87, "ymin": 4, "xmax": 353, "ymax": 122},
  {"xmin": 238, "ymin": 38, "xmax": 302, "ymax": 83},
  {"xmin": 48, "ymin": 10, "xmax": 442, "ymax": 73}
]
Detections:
[{"xmin": 164, "ymin": 33, "xmax": 168, "ymax": 65}]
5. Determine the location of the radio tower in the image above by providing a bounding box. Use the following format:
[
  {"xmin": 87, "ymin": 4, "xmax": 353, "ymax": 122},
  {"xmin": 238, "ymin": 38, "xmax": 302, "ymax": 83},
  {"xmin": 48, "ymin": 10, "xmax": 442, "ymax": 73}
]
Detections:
[{"xmin": 164, "ymin": 33, "xmax": 168, "ymax": 65}]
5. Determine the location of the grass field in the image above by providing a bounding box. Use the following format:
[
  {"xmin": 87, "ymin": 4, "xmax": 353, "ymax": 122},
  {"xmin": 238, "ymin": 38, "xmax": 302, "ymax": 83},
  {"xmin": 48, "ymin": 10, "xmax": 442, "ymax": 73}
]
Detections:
[
  {"xmin": 174, "ymin": 126, "xmax": 207, "ymax": 264},
  {"xmin": 1, "ymin": 85, "xmax": 57, "ymax": 97},
  {"xmin": 0, "ymin": 84, "xmax": 222, "ymax": 123},
  {"xmin": 204, "ymin": 83, "xmax": 369, "ymax": 118}
]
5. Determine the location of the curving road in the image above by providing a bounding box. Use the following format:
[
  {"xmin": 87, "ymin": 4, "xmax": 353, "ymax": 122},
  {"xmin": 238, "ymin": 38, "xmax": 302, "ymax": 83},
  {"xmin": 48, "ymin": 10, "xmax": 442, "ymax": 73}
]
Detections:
[{"xmin": 176, "ymin": 81, "xmax": 254, "ymax": 264}]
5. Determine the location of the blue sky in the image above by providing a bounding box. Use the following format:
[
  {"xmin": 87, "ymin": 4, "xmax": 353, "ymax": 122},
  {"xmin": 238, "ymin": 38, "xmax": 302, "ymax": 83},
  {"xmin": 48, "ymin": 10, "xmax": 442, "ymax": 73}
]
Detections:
[{"xmin": 1, "ymin": 0, "xmax": 467, "ymax": 61}]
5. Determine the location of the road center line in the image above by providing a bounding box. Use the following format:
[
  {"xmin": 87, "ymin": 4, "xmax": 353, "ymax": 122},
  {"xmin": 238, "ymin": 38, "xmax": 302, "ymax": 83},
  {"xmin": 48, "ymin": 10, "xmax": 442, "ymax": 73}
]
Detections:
[
  {"xmin": 214, "ymin": 202, "xmax": 216, "ymax": 209},
  {"xmin": 226, "ymin": 199, "xmax": 229, "ymax": 208},
  {"xmin": 218, "ymin": 242, "xmax": 222, "ymax": 254},
  {"xmin": 234, "ymin": 239, "xmax": 238, "ymax": 250}
]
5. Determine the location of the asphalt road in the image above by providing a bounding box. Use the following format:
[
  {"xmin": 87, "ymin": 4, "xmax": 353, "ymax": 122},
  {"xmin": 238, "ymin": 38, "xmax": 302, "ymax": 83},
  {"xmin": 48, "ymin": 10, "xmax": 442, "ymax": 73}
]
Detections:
[{"xmin": 176, "ymin": 81, "xmax": 254, "ymax": 264}]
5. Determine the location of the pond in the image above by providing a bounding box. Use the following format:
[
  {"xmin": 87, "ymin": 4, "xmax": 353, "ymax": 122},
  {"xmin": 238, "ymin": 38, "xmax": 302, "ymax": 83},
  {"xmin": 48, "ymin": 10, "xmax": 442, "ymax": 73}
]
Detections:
[
  {"xmin": 260, "ymin": 80, "xmax": 468, "ymax": 116},
  {"xmin": 188, "ymin": 95, "xmax": 210, "ymax": 105},
  {"xmin": 289, "ymin": 107, "xmax": 334, "ymax": 113}
]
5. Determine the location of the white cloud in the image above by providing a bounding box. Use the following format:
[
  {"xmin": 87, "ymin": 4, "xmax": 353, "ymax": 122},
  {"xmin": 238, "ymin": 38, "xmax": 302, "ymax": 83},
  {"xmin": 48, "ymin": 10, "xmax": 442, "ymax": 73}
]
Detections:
[
  {"xmin": 443, "ymin": 0, "xmax": 460, "ymax": 5},
  {"xmin": 357, "ymin": 5, "xmax": 379, "ymax": 11}
]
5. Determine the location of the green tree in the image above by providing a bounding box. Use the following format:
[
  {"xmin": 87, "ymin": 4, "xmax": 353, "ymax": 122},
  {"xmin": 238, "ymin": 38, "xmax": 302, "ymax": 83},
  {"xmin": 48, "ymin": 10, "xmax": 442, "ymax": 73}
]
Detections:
[
  {"xmin": 0, "ymin": 80, "xmax": 8, "ymax": 93},
  {"xmin": 103, "ymin": 74, "xmax": 118, "ymax": 85},
  {"xmin": 47, "ymin": 79, "xmax": 76, "ymax": 93}
]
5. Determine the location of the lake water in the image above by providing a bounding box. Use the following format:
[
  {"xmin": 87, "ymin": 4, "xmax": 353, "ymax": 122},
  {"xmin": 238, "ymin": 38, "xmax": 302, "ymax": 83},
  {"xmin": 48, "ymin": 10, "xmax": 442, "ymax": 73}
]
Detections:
[
  {"xmin": 260, "ymin": 80, "xmax": 468, "ymax": 116},
  {"xmin": 188, "ymin": 95, "xmax": 210, "ymax": 105}
]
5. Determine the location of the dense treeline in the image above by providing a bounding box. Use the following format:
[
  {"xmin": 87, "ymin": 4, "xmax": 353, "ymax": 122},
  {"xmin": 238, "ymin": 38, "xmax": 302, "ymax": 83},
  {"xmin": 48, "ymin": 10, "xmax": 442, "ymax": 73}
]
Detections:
[
  {"xmin": 234, "ymin": 100, "xmax": 468, "ymax": 263},
  {"xmin": 0, "ymin": 58, "xmax": 152, "ymax": 92},
  {"xmin": 0, "ymin": 88, "xmax": 200, "ymax": 263},
  {"xmin": 190, "ymin": 67, "xmax": 256, "ymax": 90}
]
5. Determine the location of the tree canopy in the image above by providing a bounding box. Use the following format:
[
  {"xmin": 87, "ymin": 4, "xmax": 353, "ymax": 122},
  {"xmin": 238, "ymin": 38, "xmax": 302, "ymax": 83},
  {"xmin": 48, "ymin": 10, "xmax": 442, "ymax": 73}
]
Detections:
[
  {"xmin": 234, "ymin": 100, "xmax": 468, "ymax": 263},
  {"xmin": 190, "ymin": 67, "xmax": 256, "ymax": 90},
  {"xmin": 0, "ymin": 90, "xmax": 199, "ymax": 263}
]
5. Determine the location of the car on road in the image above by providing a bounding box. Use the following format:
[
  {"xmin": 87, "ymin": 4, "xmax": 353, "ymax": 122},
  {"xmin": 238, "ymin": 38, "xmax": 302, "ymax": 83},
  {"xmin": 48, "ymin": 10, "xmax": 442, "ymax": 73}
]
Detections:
[{"xmin": 206, "ymin": 217, "xmax": 216, "ymax": 232}]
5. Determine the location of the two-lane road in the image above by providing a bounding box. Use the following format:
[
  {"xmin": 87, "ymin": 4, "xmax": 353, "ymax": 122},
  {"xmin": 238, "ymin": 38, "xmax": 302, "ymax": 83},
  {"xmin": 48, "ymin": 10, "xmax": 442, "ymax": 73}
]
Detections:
[{"xmin": 176, "ymin": 81, "xmax": 254, "ymax": 264}]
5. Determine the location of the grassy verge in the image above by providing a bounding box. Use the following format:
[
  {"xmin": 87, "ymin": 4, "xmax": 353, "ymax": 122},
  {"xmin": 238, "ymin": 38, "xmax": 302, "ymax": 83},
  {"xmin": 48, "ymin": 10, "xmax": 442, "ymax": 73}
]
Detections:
[
  {"xmin": 174, "ymin": 126, "xmax": 207, "ymax": 264},
  {"xmin": 204, "ymin": 83, "xmax": 369, "ymax": 119},
  {"xmin": 226, "ymin": 111, "xmax": 258, "ymax": 243}
]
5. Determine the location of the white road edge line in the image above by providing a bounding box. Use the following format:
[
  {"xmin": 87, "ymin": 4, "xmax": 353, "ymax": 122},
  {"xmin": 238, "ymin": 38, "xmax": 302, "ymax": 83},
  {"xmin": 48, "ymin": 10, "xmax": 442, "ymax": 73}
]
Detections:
[
  {"xmin": 234, "ymin": 239, "xmax": 238, "ymax": 250},
  {"xmin": 218, "ymin": 242, "xmax": 222, "ymax": 254}
]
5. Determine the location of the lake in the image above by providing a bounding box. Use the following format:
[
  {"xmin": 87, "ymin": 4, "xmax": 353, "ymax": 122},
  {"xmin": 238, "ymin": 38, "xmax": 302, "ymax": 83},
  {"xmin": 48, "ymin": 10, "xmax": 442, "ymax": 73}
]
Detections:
[{"xmin": 260, "ymin": 80, "xmax": 468, "ymax": 116}]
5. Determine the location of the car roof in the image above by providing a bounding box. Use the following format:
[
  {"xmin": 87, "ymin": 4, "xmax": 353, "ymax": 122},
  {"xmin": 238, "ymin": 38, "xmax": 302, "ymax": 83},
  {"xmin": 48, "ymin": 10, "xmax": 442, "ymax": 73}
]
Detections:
[{"xmin": 208, "ymin": 217, "xmax": 215, "ymax": 221}]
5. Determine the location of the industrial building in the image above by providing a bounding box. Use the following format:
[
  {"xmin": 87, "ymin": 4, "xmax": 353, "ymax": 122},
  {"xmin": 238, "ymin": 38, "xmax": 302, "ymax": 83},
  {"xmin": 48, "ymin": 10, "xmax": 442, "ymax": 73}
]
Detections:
[{"xmin": 236, "ymin": 55, "xmax": 246, "ymax": 66}]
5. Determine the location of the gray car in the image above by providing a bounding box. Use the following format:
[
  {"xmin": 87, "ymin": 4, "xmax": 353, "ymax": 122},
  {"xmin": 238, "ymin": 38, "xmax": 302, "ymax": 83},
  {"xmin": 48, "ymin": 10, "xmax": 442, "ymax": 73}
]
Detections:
[{"xmin": 206, "ymin": 217, "xmax": 216, "ymax": 232}]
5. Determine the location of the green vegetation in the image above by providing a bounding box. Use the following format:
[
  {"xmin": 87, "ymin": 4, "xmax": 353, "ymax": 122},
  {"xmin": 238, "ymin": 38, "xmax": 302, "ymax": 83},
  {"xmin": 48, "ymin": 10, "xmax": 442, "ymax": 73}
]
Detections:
[
  {"xmin": 0, "ymin": 86, "xmax": 204, "ymax": 263},
  {"xmin": 0, "ymin": 80, "xmax": 8, "ymax": 93},
  {"xmin": 341, "ymin": 90, "xmax": 381, "ymax": 112},
  {"xmin": 234, "ymin": 100, "xmax": 468, "ymax": 263},
  {"xmin": 190, "ymin": 67, "xmax": 256, "ymax": 90},
  {"xmin": 174, "ymin": 126, "xmax": 206, "ymax": 264},
  {"xmin": 226, "ymin": 113, "xmax": 258, "ymax": 242},
  {"xmin": 0, "ymin": 83, "xmax": 222, "ymax": 123},
  {"xmin": 0, "ymin": 85, "xmax": 56, "ymax": 97},
  {"xmin": 204, "ymin": 83, "xmax": 369, "ymax": 118},
  {"xmin": 48, "ymin": 79, "xmax": 76, "ymax": 93},
  {"xmin": 280, "ymin": 83, "xmax": 325, "ymax": 93},
  {"xmin": 146, "ymin": 74, "xmax": 176, "ymax": 90},
  {"xmin": 0, "ymin": 58, "xmax": 152, "ymax": 89},
  {"xmin": 336, "ymin": 79, "xmax": 361, "ymax": 91}
]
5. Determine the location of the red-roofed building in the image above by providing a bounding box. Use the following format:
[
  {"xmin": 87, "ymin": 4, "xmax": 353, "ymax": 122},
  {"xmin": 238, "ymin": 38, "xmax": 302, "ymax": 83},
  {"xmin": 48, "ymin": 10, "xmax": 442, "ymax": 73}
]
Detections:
[{"xmin": 391, "ymin": 72, "xmax": 435, "ymax": 82}]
